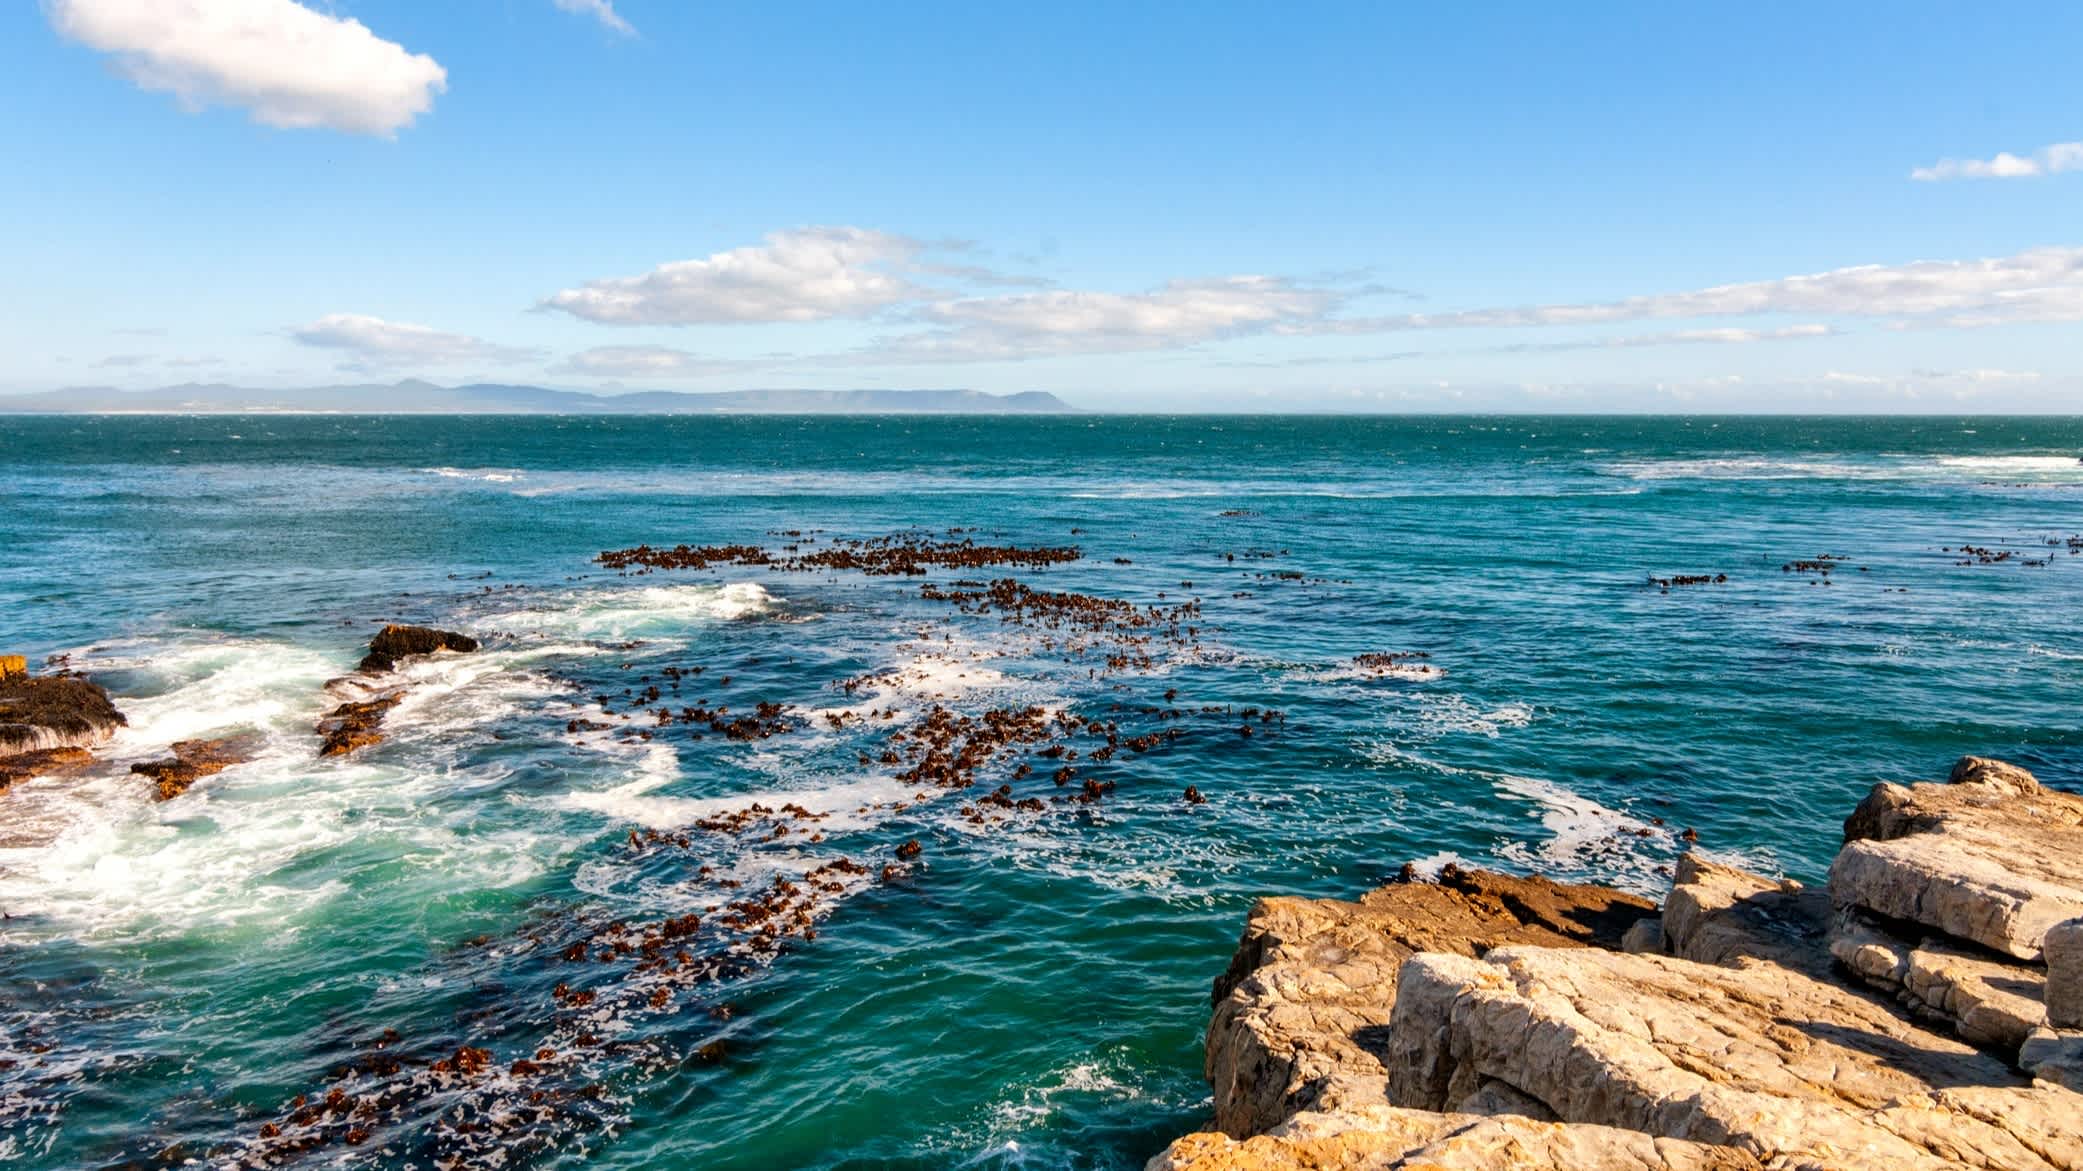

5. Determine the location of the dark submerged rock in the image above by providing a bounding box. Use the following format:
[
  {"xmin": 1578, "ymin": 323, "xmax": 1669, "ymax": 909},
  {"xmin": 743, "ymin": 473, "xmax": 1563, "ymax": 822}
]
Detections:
[{"xmin": 358, "ymin": 625, "xmax": 480, "ymax": 673}]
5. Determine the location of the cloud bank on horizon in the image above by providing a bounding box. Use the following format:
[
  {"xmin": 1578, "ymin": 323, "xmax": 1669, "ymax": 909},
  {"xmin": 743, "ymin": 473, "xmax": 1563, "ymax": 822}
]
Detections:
[{"xmin": 15, "ymin": 0, "xmax": 2083, "ymax": 411}]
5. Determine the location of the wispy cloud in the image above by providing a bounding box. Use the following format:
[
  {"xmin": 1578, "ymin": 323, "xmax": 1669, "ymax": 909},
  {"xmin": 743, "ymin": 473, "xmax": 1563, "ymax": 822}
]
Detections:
[
  {"xmin": 551, "ymin": 0, "xmax": 635, "ymax": 37},
  {"xmin": 1295, "ymin": 245, "xmax": 2083, "ymax": 334},
  {"xmin": 544, "ymin": 230, "xmax": 2083, "ymax": 368},
  {"xmin": 1488, "ymin": 323, "xmax": 1837, "ymax": 353},
  {"xmin": 1222, "ymin": 324, "xmax": 1835, "ymax": 368},
  {"xmin": 1912, "ymin": 141, "xmax": 2083, "ymax": 181},
  {"xmin": 48, "ymin": 0, "xmax": 446, "ymax": 136},
  {"xmin": 291, "ymin": 314, "xmax": 539, "ymax": 369},
  {"xmin": 552, "ymin": 346, "xmax": 753, "ymax": 379}
]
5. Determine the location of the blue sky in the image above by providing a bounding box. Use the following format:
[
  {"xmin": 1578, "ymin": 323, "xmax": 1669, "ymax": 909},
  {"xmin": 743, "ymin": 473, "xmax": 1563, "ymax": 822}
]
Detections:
[{"xmin": 4, "ymin": 1, "xmax": 2081, "ymax": 411}]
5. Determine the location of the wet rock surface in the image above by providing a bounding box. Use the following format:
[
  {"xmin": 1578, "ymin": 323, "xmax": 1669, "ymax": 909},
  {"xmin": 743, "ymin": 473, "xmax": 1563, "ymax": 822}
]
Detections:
[
  {"xmin": 0, "ymin": 746, "xmax": 94, "ymax": 791},
  {"xmin": 316, "ymin": 691, "xmax": 404, "ymax": 757},
  {"xmin": 0, "ymin": 671, "xmax": 126, "ymax": 755},
  {"xmin": 131, "ymin": 734, "xmax": 261, "ymax": 800},
  {"xmin": 357, "ymin": 624, "xmax": 480, "ymax": 673},
  {"xmin": 317, "ymin": 626, "xmax": 479, "ymax": 756},
  {"xmin": 1155, "ymin": 757, "xmax": 2083, "ymax": 1170}
]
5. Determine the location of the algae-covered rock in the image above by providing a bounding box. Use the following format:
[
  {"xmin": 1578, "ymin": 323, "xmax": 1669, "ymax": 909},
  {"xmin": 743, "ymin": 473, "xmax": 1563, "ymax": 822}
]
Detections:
[
  {"xmin": 0, "ymin": 672, "xmax": 126, "ymax": 754},
  {"xmin": 132, "ymin": 734, "xmax": 262, "ymax": 799},
  {"xmin": 357, "ymin": 625, "xmax": 479, "ymax": 673}
]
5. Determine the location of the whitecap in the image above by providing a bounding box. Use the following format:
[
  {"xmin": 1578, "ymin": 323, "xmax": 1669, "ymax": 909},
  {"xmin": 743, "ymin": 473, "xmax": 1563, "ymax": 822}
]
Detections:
[
  {"xmin": 478, "ymin": 581, "xmax": 778, "ymax": 641},
  {"xmin": 0, "ymin": 637, "xmax": 601, "ymax": 944}
]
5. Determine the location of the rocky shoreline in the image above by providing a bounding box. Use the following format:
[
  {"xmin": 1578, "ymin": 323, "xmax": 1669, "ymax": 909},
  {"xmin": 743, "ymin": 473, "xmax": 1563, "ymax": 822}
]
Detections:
[
  {"xmin": 0, "ymin": 623, "xmax": 480, "ymax": 799},
  {"xmin": 1156, "ymin": 756, "xmax": 2083, "ymax": 1170}
]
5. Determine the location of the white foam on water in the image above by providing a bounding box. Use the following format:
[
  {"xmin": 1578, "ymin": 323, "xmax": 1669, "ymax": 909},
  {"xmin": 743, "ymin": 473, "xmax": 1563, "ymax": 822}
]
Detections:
[
  {"xmin": 1490, "ymin": 772, "xmax": 1671, "ymax": 893},
  {"xmin": 1607, "ymin": 452, "xmax": 2083, "ymax": 484},
  {"xmin": 1404, "ymin": 850, "xmax": 1472, "ymax": 880},
  {"xmin": 1602, "ymin": 456, "xmax": 1874, "ymax": 481},
  {"xmin": 421, "ymin": 466, "xmax": 524, "ymax": 483},
  {"xmin": 1310, "ymin": 662, "xmax": 1449, "ymax": 683},
  {"xmin": 478, "ymin": 581, "xmax": 778, "ymax": 642},
  {"xmin": 557, "ymin": 771, "xmax": 918, "ymax": 834},
  {"xmin": 811, "ymin": 636, "xmax": 1018, "ymax": 722},
  {"xmin": 0, "ymin": 637, "xmax": 614, "ymax": 944},
  {"xmin": 2028, "ymin": 645, "xmax": 2083, "ymax": 661},
  {"xmin": 931, "ymin": 1045, "xmax": 1189, "ymax": 1169},
  {"xmin": 1396, "ymin": 694, "xmax": 1534, "ymax": 738},
  {"xmin": 1366, "ymin": 747, "xmax": 1675, "ymax": 895},
  {"xmin": 1935, "ymin": 455, "xmax": 2083, "ymax": 474}
]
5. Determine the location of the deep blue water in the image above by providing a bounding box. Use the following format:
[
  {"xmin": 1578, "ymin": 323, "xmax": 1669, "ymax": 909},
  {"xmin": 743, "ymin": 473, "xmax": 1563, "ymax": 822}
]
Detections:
[{"xmin": 1, "ymin": 414, "xmax": 2080, "ymax": 1169}]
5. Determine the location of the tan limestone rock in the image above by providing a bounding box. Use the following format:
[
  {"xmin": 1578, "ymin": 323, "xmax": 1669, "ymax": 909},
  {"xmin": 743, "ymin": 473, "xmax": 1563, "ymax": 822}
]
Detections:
[
  {"xmin": 1832, "ymin": 758, "xmax": 2083, "ymax": 961},
  {"xmin": 1205, "ymin": 868, "xmax": 1655, "ymax": 1137},
  {"xmin": 1146, "ymin": 1104, "xmax": 1767, "ymax": 1171},
  {"xmin": 1383, "ymin": 945, "xmax": 2082, "ymax": 1170}
]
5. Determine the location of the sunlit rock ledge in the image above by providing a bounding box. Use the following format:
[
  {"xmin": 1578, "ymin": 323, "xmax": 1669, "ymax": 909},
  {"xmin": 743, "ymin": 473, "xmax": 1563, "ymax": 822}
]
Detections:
[{"xmin": 1153, "ymin": 756, "xmax": 2083, "ymax": 1171}]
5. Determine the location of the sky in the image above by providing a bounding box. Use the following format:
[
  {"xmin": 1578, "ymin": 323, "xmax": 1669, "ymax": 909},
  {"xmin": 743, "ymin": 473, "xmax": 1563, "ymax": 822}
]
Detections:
[{"xmin": 3, "ymin": 0, "xmax": 2081, "ymax": 412}]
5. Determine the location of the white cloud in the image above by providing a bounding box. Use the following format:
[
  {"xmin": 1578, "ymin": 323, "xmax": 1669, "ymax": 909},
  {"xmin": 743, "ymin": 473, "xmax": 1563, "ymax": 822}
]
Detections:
[
  {"xmin": 552, "ymin": 346, "xmax": 749, "ymax": 379},
  {"xmin": 49, "ymin": 0, "xmax": 446, "ymax": 136},
  {"xmin": 292, "ymin": 314, "xmax": 539, "ymax": 367},
  {"xmin": 1497, "ymin": 323, "xmax": 1836, "ymax": 353},
  {"xmin": 543, "ymin": 229, "xmax": 2083, "ymax": 369},
  {"xmin": 543, "ymin": 227, "xmax": 925, "ymax": 325},
  {"xmin": 1301, "ymin": 245, "xmax": 2083, "ymax": 334},
  {"xmin": 1221, "ymin": 323, "xmax": 1834, "ymax": 368},
  {"xmin": 1912, "ymin": 141, "xmax": 2083, "ymax": 181},
  {"xmin": 552, "ymin": 0, "xmax": 635, "ymax": 36},
  {"xmin": 884, "ymin": 277, "xmax": 1336, "ymax": 360},
  {"xmin": 1908, "ymin": 367, "xmax": 2043, "ymax": 385}
]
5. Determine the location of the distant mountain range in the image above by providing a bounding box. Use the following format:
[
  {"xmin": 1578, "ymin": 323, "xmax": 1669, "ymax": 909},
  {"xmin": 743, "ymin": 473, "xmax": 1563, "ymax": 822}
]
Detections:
[{"xmin": 0, "ymin": 381, "xmax": 1076, "ymax": 414}]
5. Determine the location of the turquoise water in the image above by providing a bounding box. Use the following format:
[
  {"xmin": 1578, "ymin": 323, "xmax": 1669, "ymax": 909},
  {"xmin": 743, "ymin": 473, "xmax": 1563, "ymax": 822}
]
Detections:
[{"xmin": 2, "ymin": 414, "xmax": 2081, "ymax": 1169}]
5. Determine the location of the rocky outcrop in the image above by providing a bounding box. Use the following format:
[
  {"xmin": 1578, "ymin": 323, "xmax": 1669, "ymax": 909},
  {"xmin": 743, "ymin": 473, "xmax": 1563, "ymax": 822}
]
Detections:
[
  {"xmin": 317, "ymin": 690, "xmax": 404, "ymax": 757},
  {"xmin": 0, "ymin": 666, "xmax": 125, "ymax": 789},
  {"xmin": 0, "ymin": 670, "xmax": 126, "ymax": 754},
  {"xmin": 2048, "ymin": 920, "xmax": 2083, "ymax": 1029},
  {"xmin": 1152, "ymin": 757, "xmax": 2083, "ymax": 1171},
  {"xmin": 2020, "ymin": 1026, "xmax": 2083, "ymax": 1091},
  {"xmin": 1381, "ymin": 944, "xmax": 2081, "ymax": 1169},
  {"xmin": 1205, "ymin": 867, "xmax": 1655, "ymax": 1136},
  {"xmin": 317, "ymin": 626, "xmax": 476, "ymax": 757},
  {"xmin": 1658, "ymin": 854, "xmax": 1830, "ymax": 972},
  {"xmin": 131, "ymin": 734, "xmax": 260, "ymax": 800},
  {"xmin": 357, "ymin": 625, "xmax": 478, "ymax": 674},
  {"xmin": 1832, "ymin": 756, "xmax": 2083, "ymax": 961},
  {"xmin": 1830, "ymin": 908, "xmax": 2049, "ymax": 1051},
  {"xmin": 1150, "ymin": 1101, "xmax": 1766, "ymax": 1171},
  {"xmin": 0, "ymin": 745, "xmax": 94, "ymax": 791}
]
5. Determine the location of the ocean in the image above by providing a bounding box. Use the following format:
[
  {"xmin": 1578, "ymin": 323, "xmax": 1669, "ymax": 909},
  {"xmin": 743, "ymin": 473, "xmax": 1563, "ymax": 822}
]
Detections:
[{"xmin": 2, "ymin": 413, "xmax": 2080, "ymax": 1169}]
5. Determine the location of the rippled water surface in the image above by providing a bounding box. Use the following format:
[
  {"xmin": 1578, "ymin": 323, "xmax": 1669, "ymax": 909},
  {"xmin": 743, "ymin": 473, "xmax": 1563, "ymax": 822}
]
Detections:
[{"xmin": 2, "ymin": 414, "xmax": 2081, "ymax": 1168}]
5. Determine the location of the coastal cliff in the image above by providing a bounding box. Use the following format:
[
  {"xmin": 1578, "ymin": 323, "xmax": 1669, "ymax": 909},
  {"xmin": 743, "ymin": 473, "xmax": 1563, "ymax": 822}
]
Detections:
[{"xmin": 1156, "ymin": 756, "xmax": 2083, "ymax": 1170}]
